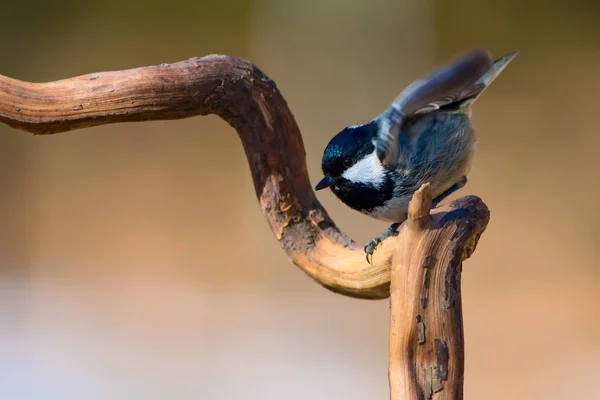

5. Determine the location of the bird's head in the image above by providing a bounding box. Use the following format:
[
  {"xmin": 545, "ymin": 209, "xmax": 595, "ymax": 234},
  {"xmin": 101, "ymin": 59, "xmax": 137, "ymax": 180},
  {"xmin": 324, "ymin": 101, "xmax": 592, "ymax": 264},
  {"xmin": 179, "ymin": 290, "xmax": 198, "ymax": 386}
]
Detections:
[{"xmin": 315, "ymin": 121, "xmax": 394, "ymax": 214}]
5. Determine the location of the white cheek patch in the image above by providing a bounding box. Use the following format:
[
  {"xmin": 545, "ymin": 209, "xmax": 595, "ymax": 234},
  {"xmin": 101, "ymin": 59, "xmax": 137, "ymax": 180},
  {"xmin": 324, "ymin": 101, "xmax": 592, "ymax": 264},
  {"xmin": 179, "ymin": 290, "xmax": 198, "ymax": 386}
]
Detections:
[{"xmin": 341, "ymin": 151, "xmax": 385, "ymax": 188}]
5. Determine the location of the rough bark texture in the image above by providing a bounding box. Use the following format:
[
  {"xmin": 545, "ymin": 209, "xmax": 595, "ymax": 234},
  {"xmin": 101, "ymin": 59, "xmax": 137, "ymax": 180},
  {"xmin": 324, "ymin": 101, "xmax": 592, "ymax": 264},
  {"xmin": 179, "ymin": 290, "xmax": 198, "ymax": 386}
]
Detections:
[
  {"xmin": 0, "ymin": 55, "xmax": 489, "ymax": 303},
  {"xmin": 388, "ymin": 183, "xmax": 490, "ymax": 399}
]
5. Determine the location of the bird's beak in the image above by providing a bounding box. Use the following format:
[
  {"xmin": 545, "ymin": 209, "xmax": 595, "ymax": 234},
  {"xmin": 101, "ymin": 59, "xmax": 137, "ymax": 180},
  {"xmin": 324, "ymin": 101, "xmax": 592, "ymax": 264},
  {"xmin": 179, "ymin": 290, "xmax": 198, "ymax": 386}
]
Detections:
[{"xmin": 315, "ymin": 176, "xmax": 335, "ymax": 191}]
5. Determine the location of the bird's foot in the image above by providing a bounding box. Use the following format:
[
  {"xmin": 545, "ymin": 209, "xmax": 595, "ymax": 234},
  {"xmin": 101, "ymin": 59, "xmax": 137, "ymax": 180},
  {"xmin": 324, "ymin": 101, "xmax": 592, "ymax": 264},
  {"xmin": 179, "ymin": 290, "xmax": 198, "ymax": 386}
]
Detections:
[
  {"xmin": 364, "ymin": 222, "xmax": 400, "ymax": 264},
  {"xmin": 362, "ymin": 176, "xmax": 467, "ymax": 263},
  {"xmin": 431, "ymin": 176, "xmax": 467, "ymax": 208}
]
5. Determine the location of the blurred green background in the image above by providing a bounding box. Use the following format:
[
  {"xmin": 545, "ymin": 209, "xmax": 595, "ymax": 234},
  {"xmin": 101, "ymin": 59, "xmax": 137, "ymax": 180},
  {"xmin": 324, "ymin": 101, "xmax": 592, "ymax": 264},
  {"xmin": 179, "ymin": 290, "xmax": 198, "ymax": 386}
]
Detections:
[{"xmin": 1, "ymin": 1, "xmax": 599, "ymax": 399}]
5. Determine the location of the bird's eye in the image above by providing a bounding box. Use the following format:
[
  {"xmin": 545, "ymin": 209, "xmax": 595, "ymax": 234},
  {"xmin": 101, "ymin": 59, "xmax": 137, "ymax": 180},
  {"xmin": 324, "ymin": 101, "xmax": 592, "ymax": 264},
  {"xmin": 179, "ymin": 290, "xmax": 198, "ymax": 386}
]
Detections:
[{"xmin": 342, "ymin": 158, "xmax": 353, "ymax": 168}]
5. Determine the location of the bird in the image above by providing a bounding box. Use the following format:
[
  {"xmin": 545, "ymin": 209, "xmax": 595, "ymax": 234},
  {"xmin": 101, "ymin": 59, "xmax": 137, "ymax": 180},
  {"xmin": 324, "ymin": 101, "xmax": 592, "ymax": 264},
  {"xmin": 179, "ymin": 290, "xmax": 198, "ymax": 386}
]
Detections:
[{"xmin": 314, "ymin": 49, "xmax": 518, "ymax": 263}]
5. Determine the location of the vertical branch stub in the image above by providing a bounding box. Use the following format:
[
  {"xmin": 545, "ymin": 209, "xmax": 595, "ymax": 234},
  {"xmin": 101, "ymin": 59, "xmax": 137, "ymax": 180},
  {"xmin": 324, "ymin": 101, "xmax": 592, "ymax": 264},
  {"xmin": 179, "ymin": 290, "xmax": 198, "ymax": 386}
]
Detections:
[{"xmin": 389, "ymin": 185, "xmax": 488, "ymax": 400}]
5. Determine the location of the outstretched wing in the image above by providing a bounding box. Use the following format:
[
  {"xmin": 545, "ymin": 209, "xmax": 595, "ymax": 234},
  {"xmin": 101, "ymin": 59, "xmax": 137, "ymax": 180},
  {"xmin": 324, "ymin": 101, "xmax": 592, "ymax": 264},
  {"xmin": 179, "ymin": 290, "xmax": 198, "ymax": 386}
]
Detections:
[
  {"xmin": 415, "ymin": 50, "xmax": 519, "ymax": 114},
  {"xmin": 374, "ymin": 49, "xmax": 516, "ymax": 166},
  {"xmin": 411, "ymin": 84, "xmax": 486, "ymax": 114}
]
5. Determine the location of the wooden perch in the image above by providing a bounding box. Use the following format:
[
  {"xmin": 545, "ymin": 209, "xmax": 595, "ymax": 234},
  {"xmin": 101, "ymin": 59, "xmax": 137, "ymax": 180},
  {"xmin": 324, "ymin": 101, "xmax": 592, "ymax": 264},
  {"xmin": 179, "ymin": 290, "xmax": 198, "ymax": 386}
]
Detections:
[
  {"xmin": 0, "ymin": 55, "xmax": 489, "ymax": 301},
  {"xmin": 389, "ymin": 184, "xmax": 489, "ymax": 399}
]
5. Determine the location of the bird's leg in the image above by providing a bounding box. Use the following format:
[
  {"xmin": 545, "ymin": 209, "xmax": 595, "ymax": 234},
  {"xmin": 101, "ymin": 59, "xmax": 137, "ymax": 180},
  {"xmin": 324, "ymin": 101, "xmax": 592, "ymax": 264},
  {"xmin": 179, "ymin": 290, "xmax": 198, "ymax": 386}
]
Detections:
[
  {"xmin": 363, "ymin": 176, "xmax": 468, "ymax": 263},
  {"xmin": 364, "ymin": 222, "xmax": 400, "ymax": 264},
  {"xmin": 431, "ymin": 176, "xmax": 467, "ymax": 208}
]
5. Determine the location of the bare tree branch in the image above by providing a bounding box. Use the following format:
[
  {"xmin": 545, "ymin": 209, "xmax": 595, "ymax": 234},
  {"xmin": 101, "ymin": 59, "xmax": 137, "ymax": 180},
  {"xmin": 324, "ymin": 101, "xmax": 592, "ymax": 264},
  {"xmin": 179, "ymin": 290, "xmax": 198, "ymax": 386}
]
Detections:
[
  {"xmin": 388, "ymin": 183, "xmax": 489, "ymax": 399},
  {"xmin": 0, "ymin": 55, "xmax": 489, "ymax": 300}
]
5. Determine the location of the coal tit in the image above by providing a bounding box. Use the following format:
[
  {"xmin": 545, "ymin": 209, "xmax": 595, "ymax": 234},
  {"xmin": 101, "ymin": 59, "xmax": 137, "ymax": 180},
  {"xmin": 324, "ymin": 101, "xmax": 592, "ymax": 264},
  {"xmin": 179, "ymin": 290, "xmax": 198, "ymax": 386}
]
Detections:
[{"xmin": 315, "ymin": 49, "xmax": 517, "ymax": 262}]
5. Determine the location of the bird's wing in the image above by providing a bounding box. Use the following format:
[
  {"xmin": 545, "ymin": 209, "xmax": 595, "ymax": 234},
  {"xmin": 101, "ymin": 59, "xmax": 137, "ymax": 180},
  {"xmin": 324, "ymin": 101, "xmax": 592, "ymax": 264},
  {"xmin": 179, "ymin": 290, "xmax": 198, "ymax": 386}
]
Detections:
[
  {"xmin": 411, "ymin": 84, "xmax": 487, "ymax": 114},
  {"xmin": 415, "ymin": 50, "xmax": 519, "ymax": 114},
  {"xmin": 374, "ymin": 49, "xmax": 495, "ymax": 166}
]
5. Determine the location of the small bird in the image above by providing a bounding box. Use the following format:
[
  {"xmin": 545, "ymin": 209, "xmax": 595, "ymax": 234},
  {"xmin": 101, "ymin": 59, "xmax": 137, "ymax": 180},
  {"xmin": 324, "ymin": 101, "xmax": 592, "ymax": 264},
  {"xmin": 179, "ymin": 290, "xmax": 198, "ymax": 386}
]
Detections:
[{"xmin": 315, "ymin": 49, "xmax": 517, "ymax": 262}]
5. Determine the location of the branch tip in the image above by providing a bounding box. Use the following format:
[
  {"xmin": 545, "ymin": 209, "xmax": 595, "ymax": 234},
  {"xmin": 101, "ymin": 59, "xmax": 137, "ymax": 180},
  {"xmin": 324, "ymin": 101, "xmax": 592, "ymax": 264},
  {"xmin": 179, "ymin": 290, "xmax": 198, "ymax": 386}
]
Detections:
[{"xmin": 408, "ymin": 182, "xmax": 433, "ymax": 230}]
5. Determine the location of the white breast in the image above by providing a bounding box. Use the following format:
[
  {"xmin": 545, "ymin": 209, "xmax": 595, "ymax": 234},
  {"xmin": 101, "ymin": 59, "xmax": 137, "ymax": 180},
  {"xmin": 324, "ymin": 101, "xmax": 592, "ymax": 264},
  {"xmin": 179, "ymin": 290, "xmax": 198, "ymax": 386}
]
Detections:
[{"xmin": 365, "ymin": 196, "xmax": 410, "ymax": 222}]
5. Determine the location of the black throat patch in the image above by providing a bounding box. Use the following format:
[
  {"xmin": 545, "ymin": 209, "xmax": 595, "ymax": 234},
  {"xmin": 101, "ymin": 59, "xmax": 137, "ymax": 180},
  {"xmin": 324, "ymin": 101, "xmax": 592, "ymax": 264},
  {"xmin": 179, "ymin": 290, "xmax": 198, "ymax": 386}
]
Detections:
[{"xmin": 330, "ymin": 174, "xmax": 395, "ymax": 213}]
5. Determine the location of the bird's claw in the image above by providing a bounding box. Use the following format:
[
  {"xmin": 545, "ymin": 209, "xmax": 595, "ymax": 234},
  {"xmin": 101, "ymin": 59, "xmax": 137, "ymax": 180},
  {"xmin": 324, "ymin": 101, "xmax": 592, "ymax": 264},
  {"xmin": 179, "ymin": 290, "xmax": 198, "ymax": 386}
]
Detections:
[
  {"xmin": 364, "ymin": 222, "xmax": 400, "ymax": 264},
  {"xmin": 364, "ymin": 238, "xmax": 382, "ymax": 264}
]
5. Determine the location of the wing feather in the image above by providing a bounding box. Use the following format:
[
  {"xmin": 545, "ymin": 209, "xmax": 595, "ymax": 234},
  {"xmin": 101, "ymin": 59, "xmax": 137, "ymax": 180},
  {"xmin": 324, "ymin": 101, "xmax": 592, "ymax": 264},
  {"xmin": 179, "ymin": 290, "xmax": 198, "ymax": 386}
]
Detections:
[{"xmin": 374, "ymin": 50, "xmax": 517, "ymax": 166}]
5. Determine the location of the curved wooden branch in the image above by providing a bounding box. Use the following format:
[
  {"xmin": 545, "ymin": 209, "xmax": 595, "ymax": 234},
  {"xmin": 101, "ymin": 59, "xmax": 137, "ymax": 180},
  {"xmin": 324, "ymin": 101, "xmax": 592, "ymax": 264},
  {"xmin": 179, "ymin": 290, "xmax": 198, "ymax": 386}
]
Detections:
[
  {"xmin": 0, "ymin": 55, "xmax": 489, "ymax": 300},
  {"xmin": 389, "ymin": 184, "xmax": 489, "ymax": 399}
]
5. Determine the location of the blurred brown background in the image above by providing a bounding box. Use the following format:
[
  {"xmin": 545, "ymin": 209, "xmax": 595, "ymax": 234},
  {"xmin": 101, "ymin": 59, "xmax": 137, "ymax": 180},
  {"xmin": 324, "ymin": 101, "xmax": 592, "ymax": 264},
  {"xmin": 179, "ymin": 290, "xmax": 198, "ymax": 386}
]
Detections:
[{"xmin": 0, "ymin": 0, "xmax": 599, "ymax": 399}]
